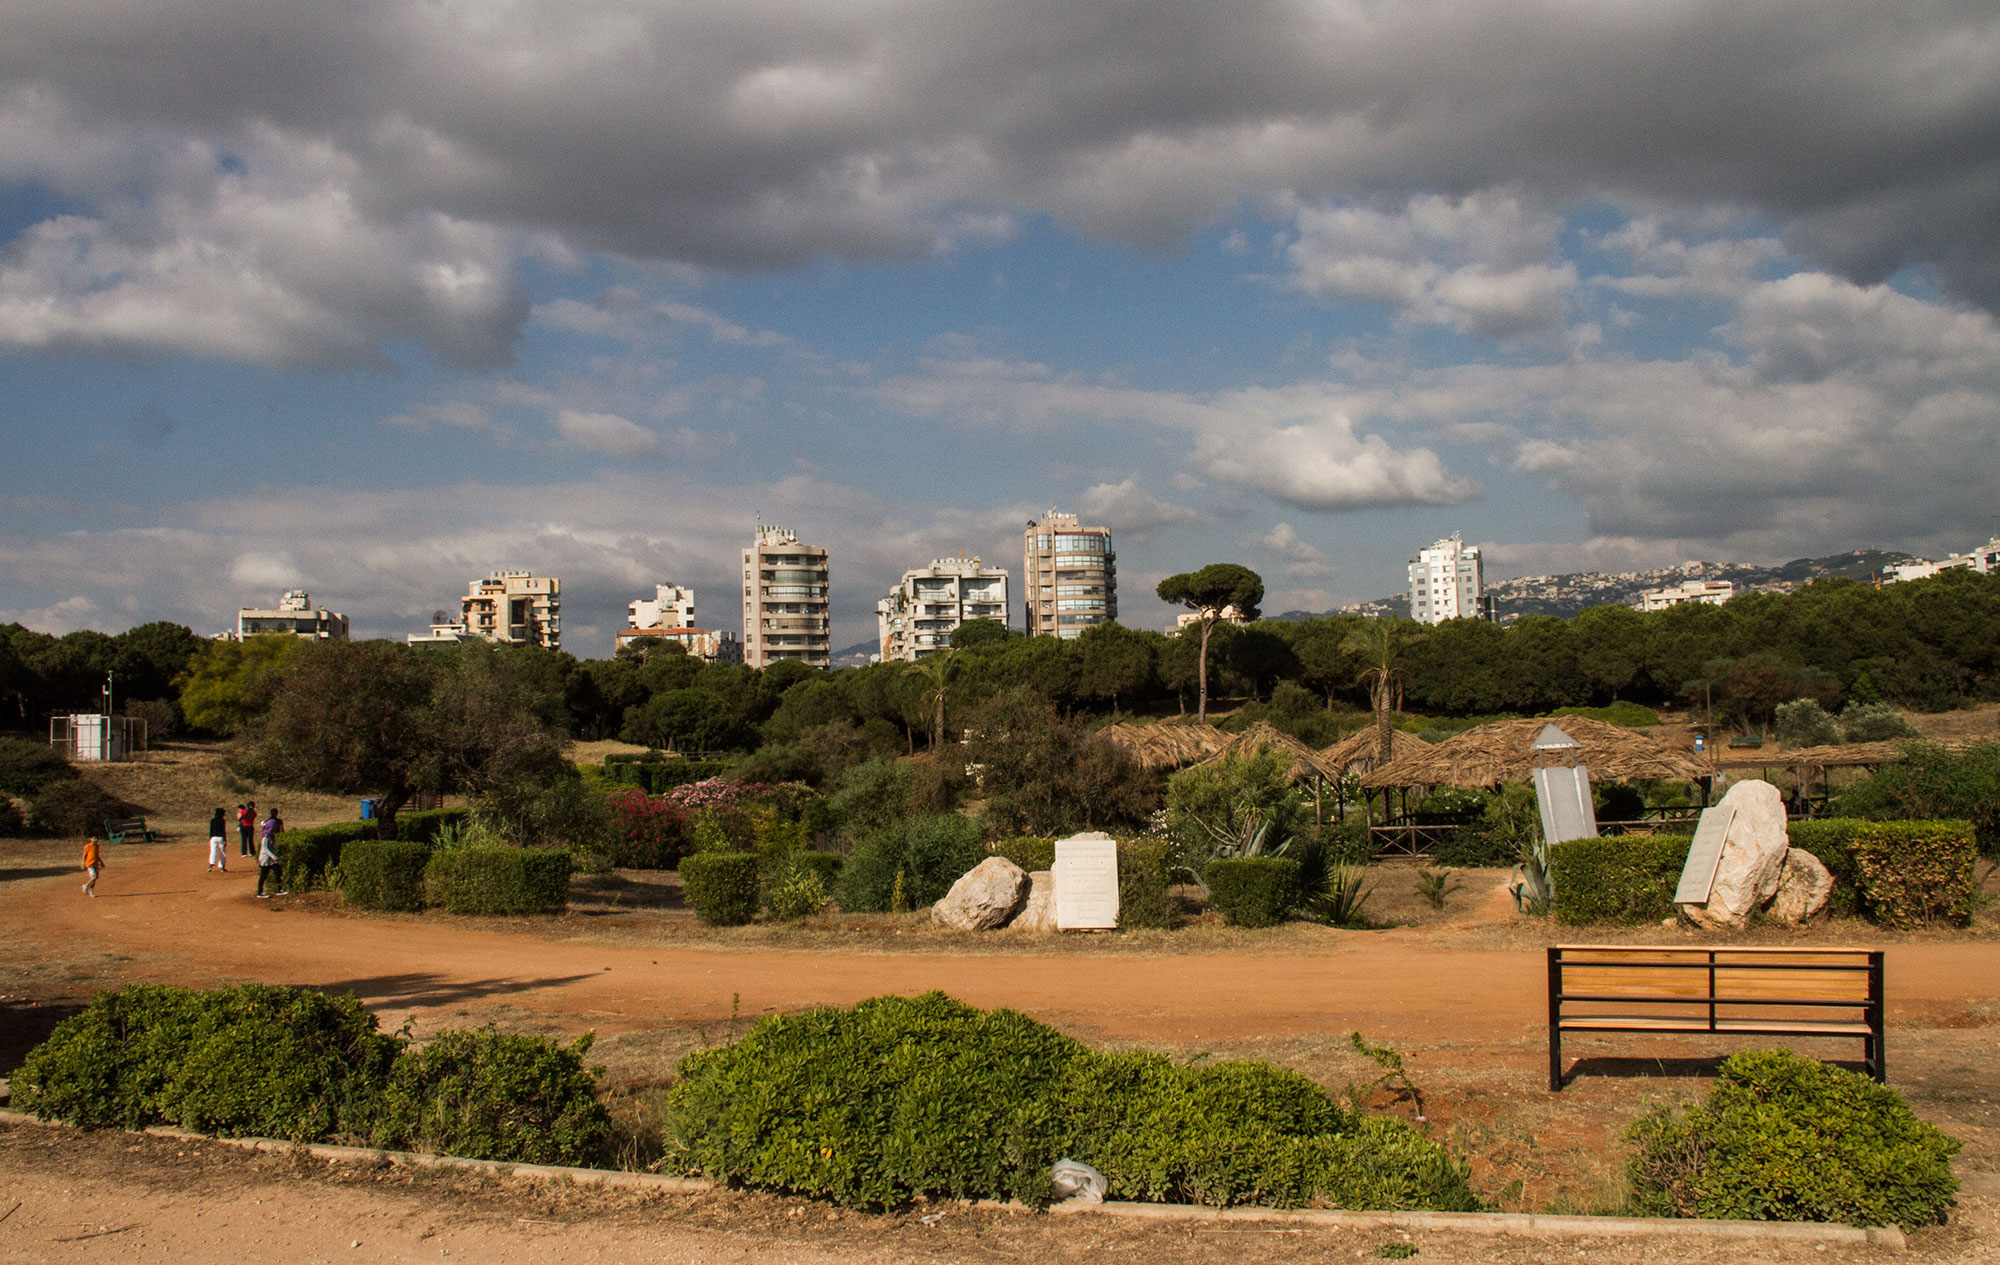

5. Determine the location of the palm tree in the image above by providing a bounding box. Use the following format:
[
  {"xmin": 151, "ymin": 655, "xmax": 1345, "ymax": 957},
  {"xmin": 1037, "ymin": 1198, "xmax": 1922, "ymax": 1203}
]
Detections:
[
  {"xmin": 905, "ymin": 649, "xmax": 958, "ymax": 750},
  {"xmin": 1348, "ymin": 619, "xmax": 1418, "ymax": 768}
]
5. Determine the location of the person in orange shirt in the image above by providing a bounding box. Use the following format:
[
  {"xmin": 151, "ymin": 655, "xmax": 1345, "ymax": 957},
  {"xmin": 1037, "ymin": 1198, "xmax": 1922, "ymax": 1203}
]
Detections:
[{"xmin": 82, "ymin": 836, "xmax": 104, "ymax": 897}]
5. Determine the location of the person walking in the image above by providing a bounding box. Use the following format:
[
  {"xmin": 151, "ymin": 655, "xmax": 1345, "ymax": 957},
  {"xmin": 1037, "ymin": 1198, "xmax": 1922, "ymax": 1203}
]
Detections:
[
  {"xmin": 207, "ymin": 808, "xmax": 229, "ymax": 873},
  {"xmin": 260, "ymin": 806, "xmax": 281, "ymax": 876},
  {"xmin": 238, "ymin": 800, "xmax": 256, "ymax": 857},
  {"xmin": 82, "ymin": 835, "xmax": 103, "ymax": 897},
  {"xmin": 255, "ymin": 816, "xmax": 286, "ymax": 898}
]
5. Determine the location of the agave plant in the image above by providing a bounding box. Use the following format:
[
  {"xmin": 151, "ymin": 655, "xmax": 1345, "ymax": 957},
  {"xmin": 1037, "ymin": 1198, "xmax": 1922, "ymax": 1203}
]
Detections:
[{"xmin": 1315, "ymin": 861, "xmax": 1375, "ymax": 928}]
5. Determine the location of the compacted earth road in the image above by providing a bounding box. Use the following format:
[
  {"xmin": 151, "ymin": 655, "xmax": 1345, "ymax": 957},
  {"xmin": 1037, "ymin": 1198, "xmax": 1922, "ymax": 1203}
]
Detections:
[{"xmin": 2, "ymin": 833, "xmax": 1996, "ymax": 1263}]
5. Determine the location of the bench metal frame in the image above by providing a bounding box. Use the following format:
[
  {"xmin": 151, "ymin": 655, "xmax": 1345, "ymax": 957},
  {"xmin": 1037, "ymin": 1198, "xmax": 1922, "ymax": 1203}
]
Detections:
[
  {"xmin": 104, "ymin": 816, "xmax": 158, "ymax": 845},
  {"xmin": 1547, "ymin": 944, "xmax": 1884, "ymax": 1091}
]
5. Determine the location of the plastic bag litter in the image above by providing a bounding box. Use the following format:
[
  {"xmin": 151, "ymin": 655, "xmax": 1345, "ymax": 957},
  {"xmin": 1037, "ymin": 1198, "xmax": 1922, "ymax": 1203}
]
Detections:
[{"xmin": 1050, "ymin": 1158, "xmax": 1107, "ymax": 1203}]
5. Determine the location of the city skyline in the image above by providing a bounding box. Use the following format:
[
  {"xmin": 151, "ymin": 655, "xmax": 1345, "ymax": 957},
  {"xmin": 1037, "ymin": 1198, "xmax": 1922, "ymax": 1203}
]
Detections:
[{"xmin": 4, "ymin": 2, "xmax": 1998, "ymax": 654}]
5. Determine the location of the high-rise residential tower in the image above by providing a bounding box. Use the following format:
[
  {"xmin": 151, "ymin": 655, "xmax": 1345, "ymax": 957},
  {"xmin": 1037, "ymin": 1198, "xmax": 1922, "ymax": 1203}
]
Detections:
[
  {"xmin": 1407, "ymin": 534, "xmax": 1482, "ymax": 625},
  {"xmin": 876, "ymin": 554, "xmax": 1009, "ymax": 661},
  {"xmin": 1022, "ymin": 510, "xmax": 1115, "ymax": 638},
  {"xmin": 439, "ymin": 571, "xmax": 562, "ymax": 649},
  {"xmin": 742, "ymin": 525, "xmax": 830, "ymax": 668}
]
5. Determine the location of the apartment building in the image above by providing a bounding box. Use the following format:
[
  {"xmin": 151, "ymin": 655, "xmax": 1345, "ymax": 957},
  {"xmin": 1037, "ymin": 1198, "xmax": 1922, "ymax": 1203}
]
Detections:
[
  {"xmin": 236, "ymin": 590, "xmax": 348, "ymax": 640},
  {"xmin": 1637, "ymin": 579, "xmax": 1737, "ymax": 612},
  {"xmin": 742, "ymin": 525, "xmax": 830, "ymax": 668},
  {"xmin": 1885, "ymin": 537, "xmax": 2000, "ymax": 584},
  {"xmin": 1408, "ymin": 534, "xmax": 1483, "ymax": 625},
  {"xmin": 614, "ymin": 583, "xmax": 743, "ymax": 664},
  {"xmin": 1169, "ymin": 605, "xmax": 1248, "ymax": 636},
  {"xmin": 1022, "ymin": 511, "xmax": 1115, "ymax": 638},
  {"xmin": 877, "ymin": 555, "xmax": 1009, "ymax": 661},
  {"xmin": 456, "ymin": 571, "xmax": 562, "ymax": 650}
]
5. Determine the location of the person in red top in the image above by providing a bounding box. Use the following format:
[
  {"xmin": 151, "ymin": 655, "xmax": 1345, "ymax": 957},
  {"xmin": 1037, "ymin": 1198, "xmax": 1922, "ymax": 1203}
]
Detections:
[
  {"xmin": 238, "ymin": 801, "xmax": 256, "ymax": 857},
  {"xmin": 82, "ymin": 836, "xmax": 103, "ymax": 897}
]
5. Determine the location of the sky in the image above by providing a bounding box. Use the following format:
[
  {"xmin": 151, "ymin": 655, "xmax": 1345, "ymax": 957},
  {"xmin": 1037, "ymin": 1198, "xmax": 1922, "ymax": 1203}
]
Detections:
[{"xmin": 3, "ymin": 0, "xmax": 1998, "ymax": 656}]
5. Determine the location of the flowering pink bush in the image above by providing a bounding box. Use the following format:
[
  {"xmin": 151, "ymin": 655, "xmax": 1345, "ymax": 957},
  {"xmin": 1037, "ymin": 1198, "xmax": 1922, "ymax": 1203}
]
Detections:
[
  {"xmin": 666, "ymin": 777, "xmax": 766, "ymax": 812},
  {"xmin": 604, "ymin": 789, "xmax": 690, "ymax": 869}
]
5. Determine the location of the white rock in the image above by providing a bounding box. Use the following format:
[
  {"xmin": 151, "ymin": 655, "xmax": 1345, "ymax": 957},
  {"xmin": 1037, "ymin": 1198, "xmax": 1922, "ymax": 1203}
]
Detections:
[
  {"xmin": 931, "ymin": 857, "xmax": 1029, "ymax": 930},
  {"xmin": 1683, "ymin": 780, "xmax": 1790, "ymax": 930},
  {"xmin": 1766, "ymin": 848, "xmax": 1834, "ymax": 925},
  {"xmin": 1009, "ymin": 871, "xmax": 1057, "ymax": 932}
]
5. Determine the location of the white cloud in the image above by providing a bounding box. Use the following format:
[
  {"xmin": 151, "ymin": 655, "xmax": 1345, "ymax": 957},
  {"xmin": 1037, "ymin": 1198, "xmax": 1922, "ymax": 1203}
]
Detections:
[
  {"xmin": 1591, "ymin": 217, "xmax": 1787, "ymax": 300},
  {"xmin": 382, "ymin": 401, "xmax": 498, "ymax": 433},
  {"xmin": 228, "ymin": 552, "xmax": 301, "ymax": 589},
  {"xmin": 1286, "ymin": 191, "xmax": 1577, "ymax": 339},
  {"xmin": 1076, "ymin": 479, "xmax": 1204, "ymax": 535},
  {"xmin": 555, "ymin": 409, "xmax": 663, "ymax": 459},
  {"xmin": 1249, "ymin": 521, "xmax": 1336, "ymax": 578}
]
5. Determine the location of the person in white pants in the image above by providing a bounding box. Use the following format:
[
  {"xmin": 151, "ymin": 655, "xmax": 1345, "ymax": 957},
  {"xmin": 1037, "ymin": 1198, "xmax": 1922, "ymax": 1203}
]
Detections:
[{"xmin": 206, "ymin": 807, "xmax": 229, "ymax": 872}]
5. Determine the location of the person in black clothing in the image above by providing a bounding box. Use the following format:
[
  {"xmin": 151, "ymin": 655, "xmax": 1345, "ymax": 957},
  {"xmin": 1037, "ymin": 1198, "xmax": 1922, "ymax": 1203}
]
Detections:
[{"xmin": 206, "ymin": 807, "xmax": 229, "ymax": 873}]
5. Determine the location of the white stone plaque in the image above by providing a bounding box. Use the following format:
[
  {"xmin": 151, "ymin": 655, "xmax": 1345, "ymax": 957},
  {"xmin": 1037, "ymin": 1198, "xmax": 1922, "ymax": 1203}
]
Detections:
[
  {"xmin": 1674, "ymin": 803, "xmax": 1736, "ymax": 906},
  {"xmin": 1053, "ymin": 831, "xmax": 1119, "ymax": 930}
]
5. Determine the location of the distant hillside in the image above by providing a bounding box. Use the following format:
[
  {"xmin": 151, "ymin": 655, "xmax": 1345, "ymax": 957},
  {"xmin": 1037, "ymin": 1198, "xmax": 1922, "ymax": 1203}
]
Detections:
[{"xmin": 1274, "ymin": 549, "xmax": 1917, "ymax": 623}]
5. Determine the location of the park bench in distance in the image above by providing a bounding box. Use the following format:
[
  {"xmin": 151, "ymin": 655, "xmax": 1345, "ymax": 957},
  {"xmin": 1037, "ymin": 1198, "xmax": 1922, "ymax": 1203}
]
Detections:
[
  {"xmin": 1547, "ymin": 945, "xmax": 1884, "ymax": 1091},
  {"xmin": 104, "ymin": 816, "xmax": 159, "ymax": 844}
]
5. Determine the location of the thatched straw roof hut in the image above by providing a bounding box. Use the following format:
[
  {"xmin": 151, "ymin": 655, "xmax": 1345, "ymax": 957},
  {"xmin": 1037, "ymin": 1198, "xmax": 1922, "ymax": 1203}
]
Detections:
[
  {"xmin": 1196, "ymin": 721, "xmax": 1345, "ymax": 786},
  {"xmin": 1096, "ymin": 720, "xmax": 1233, "ymax": 771},
  {"xmin": 1715, "ymin": 740, "xmax": 1907, "ymax": 771},
  {"xmin": 1320, "ymin": 726, "xmax": 1430, "ymax": 775},
  {"xmin": 1360, "ymin": 716, "xmax": 1707, "ymax": 790}
]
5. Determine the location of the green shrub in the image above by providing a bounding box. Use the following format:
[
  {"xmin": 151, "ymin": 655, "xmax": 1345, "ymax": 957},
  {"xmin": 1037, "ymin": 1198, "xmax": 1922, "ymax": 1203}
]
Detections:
[
  {"xmin": 1852, "ymin": 820, "xmax": 1977, "ymax": 929},
  {"xmin": 374, "ymin": 1029, "xmax": 611, "ymax": 1166},
  {"xmin": 424, "ymin": 847, "xmax": 572, "ymax": 915},
  {"xmin": 1550, "ymin": 835, "xmax": 1691, "ymax": 925},
  {"xmin": 1427, "ymin": 828, "xmax": 1521, "ymax": 868},
  {"xmin": 680, "ymin": 851, "xmax": 760, "ymax": 925},
  {"xmin": 1784, "ymin": 820, "xmax": 1865, "ymax": 917},
  {"xmin": 394, "ymin": 808, "xmax": 471, "ymax": 844},
  {"xmin": 667, "ymin": 992, "xmax": 1478, "ymax": 1212},
  {"xmin": 990, "ymin": 836, "xmax": 1057, "ymax": 872},
  {"xmin": 1551, "ymin": 702, "xmax": 1660, "ymax": 727},
  {"xmin": 0, "ymin": 736, "xmax": 79, "ymax": 797},
  {"xmin": 276, "ymin": 821, "xmax": 379, "ymax": 892},
  {"xmin": 1834, "ymin": 740, "xmax": 2000, "ymax": 856},
  {"xmin": 12, "ymin": 983, "xmax": 398, "ymax": 1141},
  {"xmin": 28, "ymin": 778, "xmax": 135, "ymax": 837},
  {"xmin": 759, "ymin": 849, "xmax": 842, "ymax": 920},
  {"xmin": 340, "ymin": 839, "xmax": 433, "ymax": 913},
  {"xmin": 836, "ymin": 813, "xmax": 985, "ymax": 913},
  {"xmin": 1204, "ymin": 857, "xmax": 1301, "ymax": 927},
  {"xmin": 1117, "ymin": 837, "xmax": 1177, "ymax": 929},
  {"xmin": 1627, "ymin": 1049, "xmax": 1960, "ymax": 1226},
  {"xmin": 0, "ymin": 795, "xmax": 26, "ymax": 837},
  {"xmin": 1838, "ymin": 702, "xmax": 1919, "ymax": 744},
  {"xmin": 1774, "ymin": 698, "xmax": 1840, "ymax": 748}
]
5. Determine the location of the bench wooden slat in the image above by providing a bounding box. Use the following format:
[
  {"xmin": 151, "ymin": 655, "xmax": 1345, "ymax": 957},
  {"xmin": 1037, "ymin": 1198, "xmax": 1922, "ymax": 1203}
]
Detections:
[{"xmin": 1549, "ymin": 944, "xmax": 1884, "ymax": 1091}]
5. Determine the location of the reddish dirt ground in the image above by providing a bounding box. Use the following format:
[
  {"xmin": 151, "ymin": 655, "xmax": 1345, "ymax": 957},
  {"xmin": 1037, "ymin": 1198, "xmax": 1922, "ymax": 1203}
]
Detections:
[{"xmin": 2, "ymin": 826, "xmax": 1997, "ymax": 1261}]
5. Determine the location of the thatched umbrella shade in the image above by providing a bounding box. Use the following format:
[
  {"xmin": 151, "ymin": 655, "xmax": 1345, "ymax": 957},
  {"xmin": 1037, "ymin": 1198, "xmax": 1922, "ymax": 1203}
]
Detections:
[
  {"xmin": 1096, "ymin": 720, "xmax": 1233, "ymax": 772},
  {"xmin": 1317, "ymin": 726, "xmax": 1430, "ymax": 822},
  {"xmin": 1715, "ymin": 740, "xmax": 1911, "ymax": 811},
  {"xmin": 1194, "ymin": 721, "xmax": 1348, "ymax": 822},
  {"xmin": 1360, "ymin": 716, "xmax": 1710, "ymax": 793}
]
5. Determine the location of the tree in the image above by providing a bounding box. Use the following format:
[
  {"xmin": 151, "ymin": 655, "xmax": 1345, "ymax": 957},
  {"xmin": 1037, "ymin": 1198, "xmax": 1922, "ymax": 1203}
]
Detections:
[
  {"xmin": 249, "ymin": 640, "xmax": 435, "ymax": 837},
  {"xmin": 1074, "ymin": 621, "xmax": 1155, "ymax": 713},
  {"xmin": 1347, "ymin": 619, "xmax": 1420, "ymax": 767},
  {"xmin": 964, "ymin": 690, "xmax": 1157, "ymax": 835},
  {"xmin": 905, "ymin": 650, "xmax": 958, "ymax": 750},
  {"xmin": 948, "ymin": 619, "xmax": 1012, "ymax": 650},
  {"xmin": 177, "ymin": 635, "xmax": 304, "ymax": 735},
  {"xmin": 1155, "ymin": 564, "xmax": 1264, "ymax": 720}
]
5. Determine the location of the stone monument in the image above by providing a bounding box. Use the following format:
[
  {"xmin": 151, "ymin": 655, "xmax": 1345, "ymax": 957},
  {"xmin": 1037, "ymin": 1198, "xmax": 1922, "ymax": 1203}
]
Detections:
[{"xmin": 1054, "ymin": 832, "xmax": 1119, "ymax": 930}]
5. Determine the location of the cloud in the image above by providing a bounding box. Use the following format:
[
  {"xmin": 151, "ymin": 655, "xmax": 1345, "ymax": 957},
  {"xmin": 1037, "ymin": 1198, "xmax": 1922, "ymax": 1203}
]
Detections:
[
  {"xmin": 228, "ymin": 552, "xmax": 302, "ymax": 589},
  {"xmin": 1076, "ymin": 479, "xmax": 1205, "ymax": 536},
  {"xmin": 382, "ymin": 401, "xmax": 499, "ymax": 433},
  {"xmin": 555, "ymin": 409, "xmax": 663, "ymax": 458},
  {"xmin": 1286, "ymin": 191, "xmax": 1577, "ymax": 338},
  {"xmin": 1591, "ymin": 217, "xmax": 1787, "ymax": 300},
  {"xmin": 0, "ymin": 0, "xmax": 1995, "ymax": 379},
  {"xmin": 1247, "ymin": 521, "xmax": 1336, "ymax": 578}
]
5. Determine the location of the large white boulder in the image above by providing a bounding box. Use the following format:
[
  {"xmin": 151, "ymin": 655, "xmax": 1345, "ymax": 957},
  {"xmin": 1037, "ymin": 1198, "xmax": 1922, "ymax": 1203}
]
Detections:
[
  {"xmin": 1683, "ymin": 779, "xmax": 1790, "ymax": 930},
  {"xmin": 1009, "ymin": 871, "xmax": 1058, "ymax": 932},
  {"xmin": 931, "ymin": 857, "xmax": 1030, "ymax": 930},
  {"xmin": 1766, "ymin": 848, "xmax": 1834, "ymax": 925}
]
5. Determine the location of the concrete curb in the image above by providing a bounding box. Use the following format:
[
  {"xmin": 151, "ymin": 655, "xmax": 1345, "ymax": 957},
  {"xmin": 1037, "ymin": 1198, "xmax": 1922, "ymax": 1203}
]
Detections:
[{"xmin": 0, "ymin": 1109, "xmax": 1905, "ymax": 1250}]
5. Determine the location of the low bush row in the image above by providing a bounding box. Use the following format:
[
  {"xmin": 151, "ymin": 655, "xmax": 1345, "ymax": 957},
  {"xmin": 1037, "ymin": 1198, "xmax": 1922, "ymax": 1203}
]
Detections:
[
  {"xmin": 1549, "ymin": 818, "xmax": 1977, "ymax": 927},
  {"xmin": 12, "ymin": 984, "xmax": 610, "ymax": 1166},
  {"xmin": 1204, "ymin": 856, "xmax": 1300, "ymax": 928},
  {"xmin": 680, "ymin": 849, "xmax": 847, "ymax": 925},
  {"xmin": 341, "ymin": 840, "xmax": 572, "ymax": 916},
  {"xmin": 667, "ymin": 992, "xmax": 1480, "ymax": 1211}
]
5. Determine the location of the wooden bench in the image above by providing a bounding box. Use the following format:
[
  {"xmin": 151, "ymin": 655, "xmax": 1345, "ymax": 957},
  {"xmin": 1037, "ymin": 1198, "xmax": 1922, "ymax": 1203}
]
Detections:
[
  {"xmin": 1547, "ymin": 945, "xmax": 1883, "ymax": 1091},
  {"xmin": 103, "ymin": 816, "xmax": 159, "ymax": 844}
]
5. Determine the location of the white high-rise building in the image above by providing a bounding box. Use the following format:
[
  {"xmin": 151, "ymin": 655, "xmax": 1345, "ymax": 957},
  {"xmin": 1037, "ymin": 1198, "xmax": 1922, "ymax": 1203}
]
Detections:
[
  {"xmin": 1408, "ymin": 534, "xmax": 1483, "ymax": 625},
  {"xmin": 614, "ymin": 584, "xmax": 743, "ymax": 664},
  {"xmin": 877, "ymin": 555, "xmax": 1009, "ymax": 661},
  {"xmin": 237, "ymin": 590, "xmax": 349, "ymax": 640},
  {"xmin": 742, "ymin": 525, "xmax": 830, "ymax": 668},
  {"xmin": 1022, "ymin": 511, "xmax": 1115, "ymax": 638}
]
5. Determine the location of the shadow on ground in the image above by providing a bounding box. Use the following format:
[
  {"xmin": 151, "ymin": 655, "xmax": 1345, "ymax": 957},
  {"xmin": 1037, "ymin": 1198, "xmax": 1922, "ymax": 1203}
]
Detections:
[
  {"xmin": 315, "ymin": 972, "xmax": 600, "ymax": 1010},
  {"xmin": 0, "ymin": 999, "xmax": 87, "ymax": 1077}
]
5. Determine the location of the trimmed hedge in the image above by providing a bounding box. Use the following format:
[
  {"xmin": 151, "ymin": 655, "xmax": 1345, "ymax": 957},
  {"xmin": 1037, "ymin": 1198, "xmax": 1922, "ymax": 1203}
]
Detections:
[
  {"xmin": 11, "ymin": 983, "xmax": 397, "ymax": 1140},
  {"xmin": 1627, "ymin": 1048, "xmax": 1960, "ymax": 1227},
  {"xmin": 1204, "ymin": 856, "xmax": 1301, "ymax": 928},
  {"xmin": 1117, "ymin": 837, "xmax": 1177, "ymax": 929},
  {"xmin": 606, "ymin": 757, "xmax": 733, "ymax": 794},
  {"xmin": 14, "ymin": 983, "xmax": 608, "ymax": 1166},
  {"xmin": 682, "ymin": 851, "xmax": 759, "ymax": 925},
  {"xmin": 1787, "ymin": 819, "xmax": 1976, "ymax": 928},
  {"xmin": 1784, "ymin": 820, "xmax": 1866, "ymax": 917},
  {"xmin": 276, "ymin": 821, "xmax": 379, "ymax": 892},
  {"xmin": 424, "ymin": 847, "xmax": 572, "ymax": 916},
  {"xmin": 668, "ymin": 992, "xmax": 1478, "ymax": 1212},
  {"xmin": 1550, "ymin": 835, "xmax": 1691, "ymax": 925},
  {"xmin": 394, "ymin": 808, "xmax": 470, "ymax": 845},
  {"xmin": 341, "ymin": 839, "xmax": 433, "ymax": 913},
  {"xmin": 374, "ymin": 1028, "xmax": 610, "ymax": 1165}
]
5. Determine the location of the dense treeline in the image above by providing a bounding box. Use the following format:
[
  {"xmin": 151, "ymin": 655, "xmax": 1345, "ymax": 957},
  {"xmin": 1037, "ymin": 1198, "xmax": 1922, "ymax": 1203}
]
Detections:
[{"xmin": 3, "ymin": 568, "xmax": 1995, "ymax": 760}]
